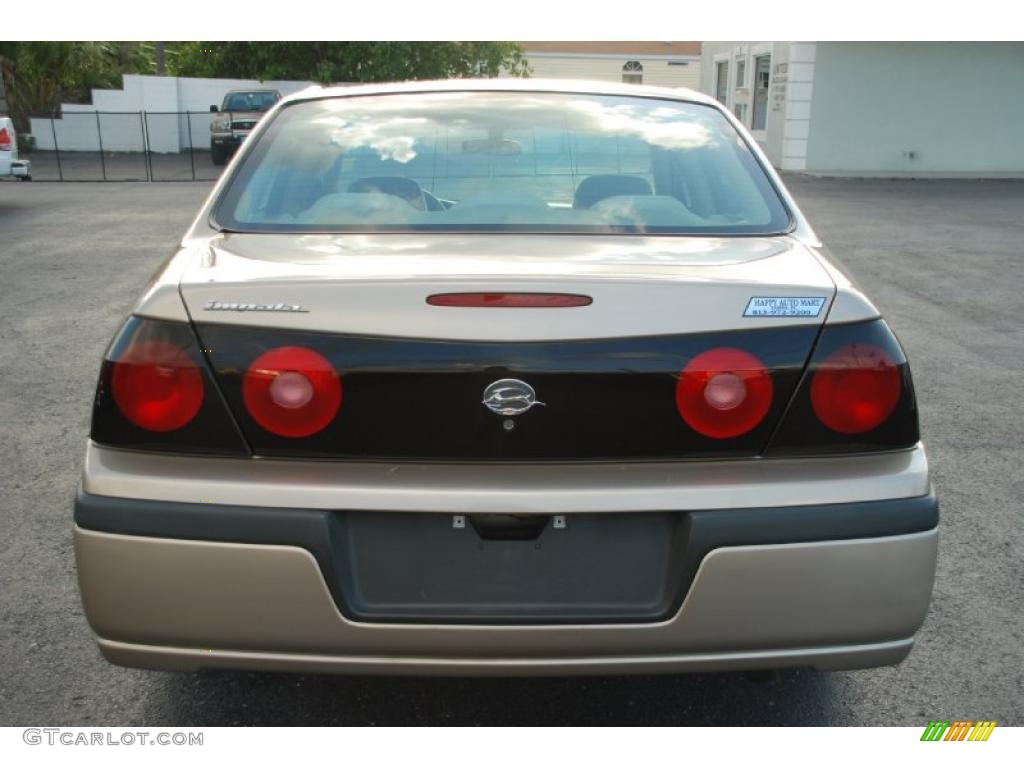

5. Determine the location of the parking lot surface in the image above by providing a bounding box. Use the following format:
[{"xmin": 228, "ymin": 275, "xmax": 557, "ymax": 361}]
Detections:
[{"xmin": 0, "ymin": 177, "xmax": 1021, "ymax": 726}]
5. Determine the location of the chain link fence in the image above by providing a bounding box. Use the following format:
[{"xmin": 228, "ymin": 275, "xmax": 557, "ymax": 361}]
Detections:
[{"xmin": 22, "ymin": 110, "xmax": 242, "ymax": 181}]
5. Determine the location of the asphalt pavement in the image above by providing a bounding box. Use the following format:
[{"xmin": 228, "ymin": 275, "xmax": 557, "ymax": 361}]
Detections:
[{"xmin": 0, "ymin": 176, "xmax": 1021, "ymax": 725}]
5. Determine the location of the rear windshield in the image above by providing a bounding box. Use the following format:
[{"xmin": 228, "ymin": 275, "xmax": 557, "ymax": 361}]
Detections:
[
  {"xmin": 223, "ymin": 92, "xmax": 278, "ymax": 112},
  {"xmin": 214, "ymin": 91, "xmax": 792, "ymax": 235}
]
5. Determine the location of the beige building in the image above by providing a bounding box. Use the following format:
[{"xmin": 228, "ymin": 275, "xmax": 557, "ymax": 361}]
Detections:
[{"xmin": 520, "ymin": 42, "xmax": 702, "ymax": 90}]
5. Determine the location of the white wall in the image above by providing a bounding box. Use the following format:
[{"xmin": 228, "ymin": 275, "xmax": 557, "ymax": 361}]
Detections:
[
  {"xmin": 31, "ymin": 75, "xmax": 314, "ymax": 153},
  {"xmin": 31, "ymin": 66, "xmax": 713, "ymax": 155},
  {"xmin": 805, "ymin": 42, "xmax": 1024, "ymax": 175},
  {"xmin": 525, "ymin": 54, "xmax": 701, "ymax": 90}
]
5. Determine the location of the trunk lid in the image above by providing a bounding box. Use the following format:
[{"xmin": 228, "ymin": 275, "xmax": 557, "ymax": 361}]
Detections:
[{"xmin": 180, "ymin": 233, "xmax": 835, "ymax": 340}]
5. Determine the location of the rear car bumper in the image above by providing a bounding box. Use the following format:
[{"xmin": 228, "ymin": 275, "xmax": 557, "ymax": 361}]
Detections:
[{"xmin": 74, "ymin": 447, "xmax": 938, "ymax": 674}]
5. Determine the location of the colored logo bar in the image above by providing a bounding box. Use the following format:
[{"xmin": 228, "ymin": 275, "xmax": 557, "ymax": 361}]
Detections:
[{"xmin": 920, "ymin": 721, "xmax": 997, "ymax": 741}]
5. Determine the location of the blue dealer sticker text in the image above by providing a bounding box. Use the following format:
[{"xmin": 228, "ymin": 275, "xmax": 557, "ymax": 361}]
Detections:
[{"xmin": 743, "ymin": 297, "xmax": 827, "ymax": 318}]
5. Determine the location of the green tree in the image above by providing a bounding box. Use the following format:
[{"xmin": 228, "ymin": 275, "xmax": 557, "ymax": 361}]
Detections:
[
  {"xmin": 170, "ymin": 41, "xmax": 529, "ymax": 83},
  {"xmin": 0, "ymin": 42, "xmax": 157, "ymax": 131},
  {"xmin": 0, "ymin": 41, "xmax": 528, "ymax": 133}
]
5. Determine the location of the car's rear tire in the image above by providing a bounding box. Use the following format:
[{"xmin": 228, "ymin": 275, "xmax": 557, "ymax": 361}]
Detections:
[{"xmin": 211, "ymin": 145, "xmax": 227, "ymax": 166}]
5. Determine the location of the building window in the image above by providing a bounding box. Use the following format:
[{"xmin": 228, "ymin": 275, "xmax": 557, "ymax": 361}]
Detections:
[
  {"xmin": 752, "ymin": 54, "xmax": 771, "ymax": 131},
  {"xmin": 735, "ymin": 56, "xmax": 746, "ymax": 87},
  {"xmin": 734, "ymin": 104, "xmax": 748, "ymax": 123},
  {"xmin": 715, "ymin": 60, "xmax": 729, "ymax": 104},
  {"xmin": 622, "ymin": 61, "xmax": 643, "ymax": 85}
]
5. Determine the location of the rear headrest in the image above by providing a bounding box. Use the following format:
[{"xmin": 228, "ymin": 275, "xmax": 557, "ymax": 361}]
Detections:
[
  {"xmin": 573, "ymin": 174, "xmax": 653, "ymax": 209},
  {"xmin": 298, "ymin": 192, "xmax": 421, "ymax": 224},
  {"xmin": 348, "ymin": 176, "xmax": 424, "ymax": 207}
]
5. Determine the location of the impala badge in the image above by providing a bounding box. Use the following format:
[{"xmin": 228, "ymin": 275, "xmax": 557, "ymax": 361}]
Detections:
[
  {"xmin": 204, "ymin": 300, "xmax": 308, "ymax": 313},
  {"xmin": 482, "ymin": 379, "xmax": 545, "ymax": 416}
]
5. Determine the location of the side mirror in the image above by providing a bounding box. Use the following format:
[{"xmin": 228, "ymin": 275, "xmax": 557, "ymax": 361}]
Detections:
[{"xmin": 209, "ymin": 105, "xmax": 219, "ymax": 113}]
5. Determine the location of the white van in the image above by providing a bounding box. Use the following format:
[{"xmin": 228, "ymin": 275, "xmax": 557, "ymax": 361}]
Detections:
[{"xmin": 0, "ymin": 117, "xmax": 31, "ymax": 180}]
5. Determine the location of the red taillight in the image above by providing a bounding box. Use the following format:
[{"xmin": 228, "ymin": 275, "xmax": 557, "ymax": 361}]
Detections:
[
  {"xmin": 243, "ymin": 346, "xmax": 341, "ymax": 437},
  {"xmin": 427, "ymin": 293, "xmax": 592, "ymax": 308},
  {"xmin": 675, "ymin": 347, "xmax": 774, "ymax": 439},
  {"xmin": 810, "ymin": 343, "xmax": 900, "ymax": 434},
  {"xmin": 0, "ymin": 127, "xmax": 12, "ymax": 151},
  {"xmin": 111, "ymin": 340, "xmax": 204, "ymax": 432}
]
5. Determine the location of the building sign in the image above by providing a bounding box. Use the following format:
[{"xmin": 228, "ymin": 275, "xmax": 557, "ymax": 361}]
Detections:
[{"xmin": 771, "ymin": 62, "xmax": 788, "ymax": 112}]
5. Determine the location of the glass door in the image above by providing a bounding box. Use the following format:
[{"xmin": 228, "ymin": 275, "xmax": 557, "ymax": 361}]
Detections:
[{"xmin": 752, "ymin": 55, "xmax": 771, "ymax": 132}]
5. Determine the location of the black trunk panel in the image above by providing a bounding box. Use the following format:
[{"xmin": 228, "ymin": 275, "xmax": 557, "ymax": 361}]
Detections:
[{"xmin": 195, "ymin": 324, "xmax": 818, "ymax": 460}]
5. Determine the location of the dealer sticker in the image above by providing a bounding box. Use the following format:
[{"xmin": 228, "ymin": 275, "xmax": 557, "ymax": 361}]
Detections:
[{"xmin": 743, "ymin": 296, "xmax": 827, "ymax": 317}]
